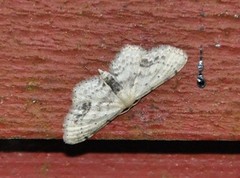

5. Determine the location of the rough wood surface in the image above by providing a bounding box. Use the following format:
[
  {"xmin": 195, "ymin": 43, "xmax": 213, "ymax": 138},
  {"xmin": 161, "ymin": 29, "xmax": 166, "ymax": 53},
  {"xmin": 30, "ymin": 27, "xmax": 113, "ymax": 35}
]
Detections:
[
  {"xmin": 2, "ymin": 153, "xmax": 240, "ymax": 178},
  {"xmin": 0, "ymin": 0, "xmax": 239, "ymax": 140},
  {"xmin": 0, "ymin": 140, "xmax": 239, "ymax": 178}
]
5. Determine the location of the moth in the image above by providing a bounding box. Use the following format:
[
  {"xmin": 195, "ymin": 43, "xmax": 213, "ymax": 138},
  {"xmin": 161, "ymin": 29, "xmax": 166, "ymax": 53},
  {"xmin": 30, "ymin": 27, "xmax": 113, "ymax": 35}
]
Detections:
[{"xmin": 63, "ymin": 45, "xmax": 188, "ymax": 144}]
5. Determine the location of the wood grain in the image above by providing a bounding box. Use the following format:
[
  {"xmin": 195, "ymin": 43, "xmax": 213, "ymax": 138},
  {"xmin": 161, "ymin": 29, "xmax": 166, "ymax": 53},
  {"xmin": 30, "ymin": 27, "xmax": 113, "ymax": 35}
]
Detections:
[
  {"xmin": 0, "ymin": 0, "xmax": 239, "ymax": 140},
  {"xmin": 0, "ymin": 151, "xmax": 240, "ymax": 177}
]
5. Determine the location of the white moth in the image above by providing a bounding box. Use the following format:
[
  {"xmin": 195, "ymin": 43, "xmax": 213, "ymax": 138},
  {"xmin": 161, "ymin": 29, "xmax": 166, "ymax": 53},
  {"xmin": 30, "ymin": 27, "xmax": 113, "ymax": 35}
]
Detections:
[{"xmin": 63, "ymin": 45, "xmax": 188, "ymax": 144}]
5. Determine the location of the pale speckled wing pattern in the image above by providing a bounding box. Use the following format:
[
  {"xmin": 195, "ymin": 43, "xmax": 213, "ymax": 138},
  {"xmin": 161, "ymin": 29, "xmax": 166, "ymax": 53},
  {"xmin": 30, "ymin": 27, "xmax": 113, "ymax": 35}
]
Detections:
[
  {"xmin": 63, "ymin": 45, "xmax": 188, "ymax": 144},
  {"xmin": 63, "ymin": 77, "xmax": 125, "ymax": 144},
  {"xmin": 110, "ymin": 45, "xmax": 188, "ymax": 100}
]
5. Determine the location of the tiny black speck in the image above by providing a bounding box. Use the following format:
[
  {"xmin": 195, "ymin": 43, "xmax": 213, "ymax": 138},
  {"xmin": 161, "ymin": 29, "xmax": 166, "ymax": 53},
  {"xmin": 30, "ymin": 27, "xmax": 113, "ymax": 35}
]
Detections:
[
  {"xmin": 161, "ymin": 55, "xmax": 166, "ymax": 60},
  {"xmin": 154, "ymin": 56, "xmax": 159, "ymax": 61}
]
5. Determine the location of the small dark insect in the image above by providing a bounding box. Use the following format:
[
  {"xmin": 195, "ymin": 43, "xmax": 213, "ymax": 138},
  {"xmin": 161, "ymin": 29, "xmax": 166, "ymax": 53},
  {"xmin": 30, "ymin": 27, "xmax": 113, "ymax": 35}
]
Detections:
[{"xmin": 197, "ymin": 46, "xmax": 206, "ymax": 88}]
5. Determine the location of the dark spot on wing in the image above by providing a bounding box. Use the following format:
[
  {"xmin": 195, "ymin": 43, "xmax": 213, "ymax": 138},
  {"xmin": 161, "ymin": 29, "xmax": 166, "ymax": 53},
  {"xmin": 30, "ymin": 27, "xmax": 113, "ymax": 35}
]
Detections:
[
  {"xmin": 82, "ymin": 102, "xmax": 91, "ymax": 110},
  {"xmin": 140, "ymin": 58, "xmax": 154, "ymax": 67},
  {"xmin": 104, "ymin": 75, "xmax": 123, "ymax": 94},
  {"xmin": 161, "ymin": 55, "xmax": 166, "ymax": 60},
  {"xmin": 140, "ymin": 55, "xmax": 167, "ymax": 67},
  {"xmin": 75, "ymin": 101, "xmax": 91, "ymax": 119},
  {"xmin": 155, "ymin": 55, "xmax": 165, "ymax": 62}
]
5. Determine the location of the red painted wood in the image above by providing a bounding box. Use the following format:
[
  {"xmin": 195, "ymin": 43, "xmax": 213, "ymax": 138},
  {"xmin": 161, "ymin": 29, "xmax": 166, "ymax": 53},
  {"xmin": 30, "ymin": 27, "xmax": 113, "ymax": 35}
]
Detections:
[
  {"xmin": 0, "ymin": 152, "xmax": 239, "ymax": 178},
  {"xmin": 0, "ymin": 0, "xmax": 240, "ymax": 140}
]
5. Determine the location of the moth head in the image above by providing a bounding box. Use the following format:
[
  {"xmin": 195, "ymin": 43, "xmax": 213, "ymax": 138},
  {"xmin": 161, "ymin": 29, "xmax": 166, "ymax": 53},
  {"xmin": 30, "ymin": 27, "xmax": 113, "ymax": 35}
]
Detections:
[{"xmin": 98, "ymin": 69, "xmax": 108, "ymax": 79}]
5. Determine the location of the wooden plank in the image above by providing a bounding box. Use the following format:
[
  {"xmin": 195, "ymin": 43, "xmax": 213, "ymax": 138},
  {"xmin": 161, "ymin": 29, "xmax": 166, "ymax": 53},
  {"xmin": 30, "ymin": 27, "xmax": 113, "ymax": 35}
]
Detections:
[
  {"xmin": 0, "ymin": 0, "xmax": 239, "ymax": 140},
  {"xmin": 1, "ymin": 142, "xmax": 240, "ymax": 178},
  {"xmin": 1, "ymin": 153, "xmax": 240, "ymax": 178},
  {"xmin": 0, "ymin": 140, "xmax": 239, "ymax": 178},
  {"xmin": 0, "ymin": 140, "xmax": 240, "ymax": 178}
]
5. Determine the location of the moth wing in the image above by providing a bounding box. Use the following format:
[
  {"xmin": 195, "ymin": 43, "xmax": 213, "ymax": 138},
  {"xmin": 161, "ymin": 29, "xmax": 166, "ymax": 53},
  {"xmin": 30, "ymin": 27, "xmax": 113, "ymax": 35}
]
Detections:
[
  {"xmin": 133, "ymin": 45, "xmax": 188, "ymax": 98},
  {"xmin": 109, "ymin": 45, "xmax": 145, "ymax": 102},
  {"xmin": 110, "ymin": 45, "xmax": 187, "ymax": 99},
  {"xmin": 63, "ymin": 77, "xmax": 125, "ymax": 144}
]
